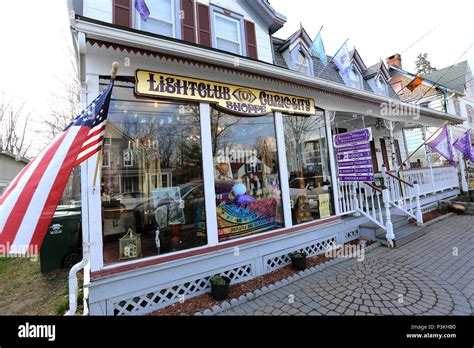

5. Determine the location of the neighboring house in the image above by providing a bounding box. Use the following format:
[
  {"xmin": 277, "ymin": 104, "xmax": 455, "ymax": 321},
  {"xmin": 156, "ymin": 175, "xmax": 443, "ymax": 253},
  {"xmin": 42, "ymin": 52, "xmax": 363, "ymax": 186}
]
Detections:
[
  {"xmin": 0, "ymin": 151, "xmax": 29, "ymax": 195},
  {"xmin": 423, "ymin": 61, "xmax": 474, "ymax": 129},
  {"xmin": 67, "ymin": 0, "xmax": 466, "ymax": 316},
  {"xmin": 387, "ymin": 54, "xmax": 473, "ymax": 166}
]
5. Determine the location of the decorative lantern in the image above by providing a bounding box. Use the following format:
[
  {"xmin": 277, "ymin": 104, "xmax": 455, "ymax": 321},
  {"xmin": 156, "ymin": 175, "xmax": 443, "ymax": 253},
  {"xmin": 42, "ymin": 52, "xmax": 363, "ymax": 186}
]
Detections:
[{"xmin": 119, "ymin": 228, "xmax": 142, "ymax": 260}]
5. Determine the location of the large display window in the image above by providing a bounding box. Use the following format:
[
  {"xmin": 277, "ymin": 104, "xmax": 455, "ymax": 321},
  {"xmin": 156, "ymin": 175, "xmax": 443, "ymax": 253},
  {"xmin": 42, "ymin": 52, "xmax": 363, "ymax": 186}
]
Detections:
[
  {"xmin": 283, "ymin": 113, "xmax": 334, "ymax": 225},
  {"xmin": 100, "ymin": 85, "xmax": 206, "ymax": 265},
  {"xmin": 210, "ymin": 107, "xmax": 284, "ymax": 241}
]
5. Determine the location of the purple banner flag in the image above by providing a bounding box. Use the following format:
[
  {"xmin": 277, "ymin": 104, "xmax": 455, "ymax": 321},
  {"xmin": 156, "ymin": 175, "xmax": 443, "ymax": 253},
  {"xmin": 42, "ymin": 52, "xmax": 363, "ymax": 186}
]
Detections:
[
  {"xmin": 136, "ymin": 0, "xmax": 150, "ymax": 21},
  {"xmin": 426, "ymin": 126, "xmax": 457, "ymax": 166},
  {"xmin": 453, "ymin": 130, "xmax": 474, "ymax": 162}
]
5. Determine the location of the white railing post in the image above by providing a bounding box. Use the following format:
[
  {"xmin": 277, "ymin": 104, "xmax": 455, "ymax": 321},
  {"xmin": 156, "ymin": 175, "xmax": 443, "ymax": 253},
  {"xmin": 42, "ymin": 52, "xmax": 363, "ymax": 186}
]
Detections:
[
  {"xmin": 352, "ymin": 183, "xmax": 361, "ymax": 216},
  {"xmin": 382, "ymin": 188, "xmax": 395, "ymax": 247},
  {"xmin": 414, "ymin": 182, "xmax": 423, "ymax": 226},
  {"xmin": 422, "ymin": 127, "xmax": 436, "ymax": 194}
]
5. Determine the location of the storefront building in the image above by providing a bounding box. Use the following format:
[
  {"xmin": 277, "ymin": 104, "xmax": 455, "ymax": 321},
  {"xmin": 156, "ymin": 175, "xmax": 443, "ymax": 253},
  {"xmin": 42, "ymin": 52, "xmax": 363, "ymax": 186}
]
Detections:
[{"xmin": 68, "ymin": 0, "xmax": 466, "ymax": 315}]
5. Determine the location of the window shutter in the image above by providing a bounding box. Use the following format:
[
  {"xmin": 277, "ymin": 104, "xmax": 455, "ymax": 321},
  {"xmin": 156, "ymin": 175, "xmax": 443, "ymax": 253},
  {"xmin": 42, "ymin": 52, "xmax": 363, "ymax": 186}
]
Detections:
[
  {"xmin": 181, "ymin": 0, "xmax": 196, "ymax": 43},
  {"xmin": 244, "ymin": 20, "xmax": 258, "ymax": 59},
  {"xmin": 113, "ymin": 0, "xmax": 131, "ymax": 27},
  {"xmin": 197, "ymin": 3, "xmax": 211, "ymax": 47}
]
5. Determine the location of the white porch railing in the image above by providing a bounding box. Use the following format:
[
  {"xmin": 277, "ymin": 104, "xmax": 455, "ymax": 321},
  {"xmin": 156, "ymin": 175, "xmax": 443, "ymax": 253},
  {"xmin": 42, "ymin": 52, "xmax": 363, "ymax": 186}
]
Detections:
[
  {"xmin": 337, "ymin": 181, "xmax": 396, "ymax": 246},
  {"xmin": 398, "ymin": 166, "xmax": 459, "ymax": 196},
  {"xmin": 336, "ymin": 165, "xmax": 459, "ymax": 246}
]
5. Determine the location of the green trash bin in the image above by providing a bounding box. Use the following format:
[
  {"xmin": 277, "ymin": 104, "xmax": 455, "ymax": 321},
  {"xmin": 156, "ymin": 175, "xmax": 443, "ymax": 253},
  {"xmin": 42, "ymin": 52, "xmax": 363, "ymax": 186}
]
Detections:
[{"xmin": 40, "ymin": 208, "xmax": 82, "ymax": 273}]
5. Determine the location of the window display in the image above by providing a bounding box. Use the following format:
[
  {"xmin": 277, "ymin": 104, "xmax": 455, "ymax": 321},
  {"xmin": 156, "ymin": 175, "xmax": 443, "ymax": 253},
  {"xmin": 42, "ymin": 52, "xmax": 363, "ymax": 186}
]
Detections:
[
  {"xmin": 211, "ymin": 108, "xmax": 284, "ymax": 241},
  {"xmin": 101, "ymin": 85, "xmax": 206, "ymax": 264},
  {"xmin": 283, "ymin": 113, "xmax": 334, "ymax": 225}
]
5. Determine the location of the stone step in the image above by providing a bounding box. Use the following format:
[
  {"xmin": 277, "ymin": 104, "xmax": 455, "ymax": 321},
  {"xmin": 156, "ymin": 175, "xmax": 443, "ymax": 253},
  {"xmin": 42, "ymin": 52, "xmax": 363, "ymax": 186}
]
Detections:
[
  {"xmin": 376, "ymin": 224, "xmax": 426, "ymax": 248},
  {"xmin": 359, "ymin": 215, "xmax": 409, "ymax": 240}
]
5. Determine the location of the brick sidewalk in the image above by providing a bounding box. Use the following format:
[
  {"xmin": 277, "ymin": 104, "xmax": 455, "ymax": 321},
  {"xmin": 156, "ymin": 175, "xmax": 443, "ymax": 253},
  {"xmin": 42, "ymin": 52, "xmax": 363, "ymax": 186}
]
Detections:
[{"xmin": 219, "ymin": 215, "xmax": 474, "ymax": 316}]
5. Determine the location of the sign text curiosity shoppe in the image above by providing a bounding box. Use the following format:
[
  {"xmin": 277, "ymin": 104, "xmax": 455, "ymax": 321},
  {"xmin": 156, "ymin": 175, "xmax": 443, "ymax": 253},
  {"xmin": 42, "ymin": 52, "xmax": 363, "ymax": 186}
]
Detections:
[{"xmin": 135, "ymin": 70, "xmax": 316, "ymax": 116}]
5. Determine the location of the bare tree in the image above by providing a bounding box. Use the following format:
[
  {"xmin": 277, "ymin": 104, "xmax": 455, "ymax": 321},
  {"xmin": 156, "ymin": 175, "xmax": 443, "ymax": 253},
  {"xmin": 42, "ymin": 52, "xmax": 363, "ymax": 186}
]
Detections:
[
  {"xmin": 0, "ymin": 98, "xmax": 31, "ymax": 157},
  {"xmin": 44, "ymin": 55, "xmax": 81, "ymax": 140}
]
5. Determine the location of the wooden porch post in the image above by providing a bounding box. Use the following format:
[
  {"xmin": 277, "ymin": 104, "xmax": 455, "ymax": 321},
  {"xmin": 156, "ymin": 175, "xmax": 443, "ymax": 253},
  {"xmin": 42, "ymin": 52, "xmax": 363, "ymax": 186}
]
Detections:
[
  {"xmin": 274, "ymin": 111, "xmax": 292, "ymax": 228},
  {"xmin": 421, "ymin": 126, "xmax": 436, "ymax": 193},
  {"xmin": 199, "ymin": 102, "xmax": 219, "ymax": 246},
  {"xmin": 324, "ymin": 110, "xmax": 340, "ymax": 216}
]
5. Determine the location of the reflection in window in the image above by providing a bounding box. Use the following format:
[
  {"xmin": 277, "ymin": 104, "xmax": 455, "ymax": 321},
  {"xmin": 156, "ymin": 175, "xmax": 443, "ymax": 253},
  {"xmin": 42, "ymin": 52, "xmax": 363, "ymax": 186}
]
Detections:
[
  {"xmin": 283, "ymin": 114, "xmax": 334, "ymax": 225},
  {"xmin": 211, "ymin": 108, "xmax": 283, "ymax": 241},
  {"xmin": 101, "ymin": 86, "xmax": 206, "ymax": 265}
]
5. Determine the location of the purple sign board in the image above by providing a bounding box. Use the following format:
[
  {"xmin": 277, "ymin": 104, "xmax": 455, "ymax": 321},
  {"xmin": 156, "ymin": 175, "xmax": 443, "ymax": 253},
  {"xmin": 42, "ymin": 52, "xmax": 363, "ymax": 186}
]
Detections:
[
  {"xmin": 339, "ymin": 168, "xmax": 374, "ymax": 175},
  {"xmin": 334, "ymin": 128, "xmax": 374, "ymax": 183},
  {"xmin": 334, "ymin": 128, "xmax": 372, "ymax": 147},
  {"xmin": 339, "ymin": 175, "xmax": 374, "ymax": 182},
  {"xmin": 337, "ymin": 151, "xmax": 372, "ymax": 161},
  {"xmin": 336, "ymin": 143, "xmax": 371, "ymax": 153},
  {"xmin": 338, "ymin": 159, "xmax": 372, "ymax": 168}
]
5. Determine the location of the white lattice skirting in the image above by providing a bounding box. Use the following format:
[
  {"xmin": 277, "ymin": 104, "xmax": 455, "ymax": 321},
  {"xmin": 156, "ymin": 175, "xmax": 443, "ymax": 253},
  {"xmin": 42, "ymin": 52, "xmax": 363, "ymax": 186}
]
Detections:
[
  {"xmin": 264, "ymin": 235, "xmax": 338, "ymax": 273},
  {"xmin": 113, "ymin": 263, "xmax": 253, "ymax": 316}
]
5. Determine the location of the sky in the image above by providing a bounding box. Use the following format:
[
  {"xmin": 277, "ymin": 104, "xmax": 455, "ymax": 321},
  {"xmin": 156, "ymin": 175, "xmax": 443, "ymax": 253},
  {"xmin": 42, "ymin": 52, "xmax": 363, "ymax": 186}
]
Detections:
[
  {"xmin": 0, "ymin": 0, "xmax": 473, "ymax": 157},
  {"xmin": 270, "ymin": 0, "xmax": 474, "ymax": 72}
]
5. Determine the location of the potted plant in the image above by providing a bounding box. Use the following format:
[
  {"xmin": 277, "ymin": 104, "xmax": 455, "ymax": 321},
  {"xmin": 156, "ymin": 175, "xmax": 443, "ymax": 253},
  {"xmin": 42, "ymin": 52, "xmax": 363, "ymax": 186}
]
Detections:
[
  {"xmin": 290, "ymin": 251, "xmax": 307, "ymax": 271},
  {"xmin": 210, "ymin": 275, "xmax": 231, "ymax": 300}
]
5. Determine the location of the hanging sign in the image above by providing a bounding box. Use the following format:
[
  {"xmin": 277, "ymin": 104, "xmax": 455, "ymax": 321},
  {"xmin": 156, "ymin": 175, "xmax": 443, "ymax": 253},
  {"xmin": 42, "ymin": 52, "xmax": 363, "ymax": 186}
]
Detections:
[
  {"xmin": 135, "ymin": 70, "xmax": 316, "ymax": 116},
  {"xmin": 334, "ymin": 128, "xmax": 374, "ymax": 182}
]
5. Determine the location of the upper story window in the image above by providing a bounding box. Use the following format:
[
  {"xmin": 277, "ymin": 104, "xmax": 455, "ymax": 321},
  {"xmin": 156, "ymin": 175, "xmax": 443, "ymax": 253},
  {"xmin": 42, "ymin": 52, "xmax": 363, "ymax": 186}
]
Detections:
[
  {"xmin": 214, "ymin": 13, "xmax": 242, "ymax": 55},
  {"xmin": 373, "ymin": 76, "xmax": 388, "ymax": 96},
  {"xmin": 295, "ymin": 51, "xmax": 310, "ymax": 75},
  {"xmin": 140, "ymin": 0, "xmax": 177, "ymax": 37},
  {"xmin": 348, "ymin": 66, "xmax": 362, "ymax": 89},
  {"xmin": 454, "ymin": 99, "xmax": 462, "ymax": 116},
  {"xmin": 287, "ymin": 46, "xmax": 313, "ymax": 76},
  {"xmin": 466, "ymin": 104, "xmax": 473, "ymax": 123}
]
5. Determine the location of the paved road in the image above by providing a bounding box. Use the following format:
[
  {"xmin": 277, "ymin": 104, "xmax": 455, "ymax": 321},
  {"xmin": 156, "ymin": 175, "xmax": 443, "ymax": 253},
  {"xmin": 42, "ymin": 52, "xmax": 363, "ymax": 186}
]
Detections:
[{"xmin": 220, "ymin": 215, "xmax": 474, "ymax": 316}]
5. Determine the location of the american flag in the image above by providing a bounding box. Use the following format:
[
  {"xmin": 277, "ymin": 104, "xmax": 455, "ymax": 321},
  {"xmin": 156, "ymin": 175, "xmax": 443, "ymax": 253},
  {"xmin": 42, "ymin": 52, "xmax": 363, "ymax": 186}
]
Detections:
[{"xmin": 0, "ymin": 80, "xmax": 115, "ymax": 255}]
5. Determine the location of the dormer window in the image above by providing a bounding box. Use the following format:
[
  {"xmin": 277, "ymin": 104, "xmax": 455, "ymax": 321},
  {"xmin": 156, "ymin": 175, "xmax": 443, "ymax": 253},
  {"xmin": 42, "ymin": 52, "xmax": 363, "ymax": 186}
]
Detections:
[
  {"xmin": 287, "ymin": 46, "xmax": 313, "ymax": 76},
  {"xmin": 140, "ymin": 0, "xmax": 177, "ymax": 37},
  {"xmin": 348, "ymin": 65, "xmax": 362, "ymax": 89},
  {"xmin": 295, "ymin": 52, "xmax": 310, "ymax": 75},
  {"xmin": 374, "ymin": 75, "xmax": 388, "ymax": 96}
]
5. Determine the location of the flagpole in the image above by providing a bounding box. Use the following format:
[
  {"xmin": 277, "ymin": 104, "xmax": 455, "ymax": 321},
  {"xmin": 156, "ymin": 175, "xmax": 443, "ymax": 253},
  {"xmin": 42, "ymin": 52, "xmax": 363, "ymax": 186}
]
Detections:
[
  {"xmin": 401, "ymin": 121, "xmax": 448, "ymax": 166},
  {"xmin": 316, "ymin": 38, "xmax": 349, "ymax": 79},
  {"xmin": 92, "ymin": 62, "xmax": 120, "ymax": 192}
]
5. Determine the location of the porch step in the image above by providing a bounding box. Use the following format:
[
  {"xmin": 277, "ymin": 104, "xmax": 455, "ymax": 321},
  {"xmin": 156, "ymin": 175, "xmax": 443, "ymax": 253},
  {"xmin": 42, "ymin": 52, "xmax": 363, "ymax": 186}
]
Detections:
[
  {"xmin": 376, "ymin": 224, "xmax": 426, "ymax": 248},
  {"xmin": 359, "ymin": 215, "xmax": 408, "ymax": 240}
]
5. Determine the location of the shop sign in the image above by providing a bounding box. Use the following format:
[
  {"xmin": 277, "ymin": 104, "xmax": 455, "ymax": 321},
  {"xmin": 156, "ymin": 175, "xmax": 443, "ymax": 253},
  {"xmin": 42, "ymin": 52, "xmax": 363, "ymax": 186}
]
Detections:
[
  {"xmin": 319, "ymin": 194, "xmax": 330, "ymax": 218},
  {"xmin": 334, "ymin": 128, "xmax": 374, "ymax": 182},
  {"xmin": 334, "ymin": 128, "xmax": 372, "ymax": 147},
  {"xmin": 135, "ymin": 70, "xmax": 316, "ymax": 116}
]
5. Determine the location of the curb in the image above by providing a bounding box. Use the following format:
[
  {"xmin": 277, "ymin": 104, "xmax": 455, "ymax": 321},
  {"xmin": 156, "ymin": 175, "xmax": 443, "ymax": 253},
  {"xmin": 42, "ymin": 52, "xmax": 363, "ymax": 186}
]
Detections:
[
  {"xmin": 195, "ymin": 241, "xmax": 381, "ymax": 316},
  {"xmin": 423, "ymin": 212, "xmax": 454, "ymax": 227}
]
